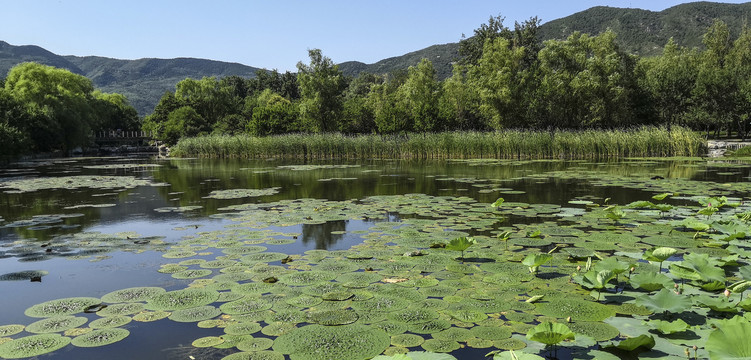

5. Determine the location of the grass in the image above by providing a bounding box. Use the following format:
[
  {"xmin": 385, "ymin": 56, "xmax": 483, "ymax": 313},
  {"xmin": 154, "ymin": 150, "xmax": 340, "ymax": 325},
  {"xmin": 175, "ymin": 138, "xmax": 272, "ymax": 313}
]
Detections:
[{"xmin": 171, "ymin": 126, "xmax": 706, "ymax": 159}]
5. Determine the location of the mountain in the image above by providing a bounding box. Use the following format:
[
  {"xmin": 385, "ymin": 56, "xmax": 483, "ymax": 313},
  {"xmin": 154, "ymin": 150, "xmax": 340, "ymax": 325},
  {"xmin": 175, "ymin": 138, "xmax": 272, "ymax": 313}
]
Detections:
[
  {"xmin": 344, "ymin": 1, "xmax": 751, "ymax": 78},
  {"xmin": 0, "ymin": 41, "xmax": 261, "ymax": 115},
  {"xmin": 2, "ymin": 2, "xmax": 751, "ymax": 115}
]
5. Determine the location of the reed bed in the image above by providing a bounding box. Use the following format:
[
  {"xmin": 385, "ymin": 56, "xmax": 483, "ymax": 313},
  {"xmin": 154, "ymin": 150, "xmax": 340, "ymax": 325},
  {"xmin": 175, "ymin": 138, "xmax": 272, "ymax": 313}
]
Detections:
[{"xmin": 171, "ymin": 126, "xmax": 706, "ymax": 159}]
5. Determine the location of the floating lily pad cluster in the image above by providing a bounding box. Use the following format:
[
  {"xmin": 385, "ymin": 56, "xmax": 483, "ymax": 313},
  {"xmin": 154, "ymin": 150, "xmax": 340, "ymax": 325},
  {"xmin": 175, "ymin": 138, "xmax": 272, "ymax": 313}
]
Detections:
[
  {"xmin": 0, "ymin": 175, "xmax": 164, "ymax": 194},
  {"xmin": 4, "ymin": 158, "xmax": 751, "ymax": 359}
]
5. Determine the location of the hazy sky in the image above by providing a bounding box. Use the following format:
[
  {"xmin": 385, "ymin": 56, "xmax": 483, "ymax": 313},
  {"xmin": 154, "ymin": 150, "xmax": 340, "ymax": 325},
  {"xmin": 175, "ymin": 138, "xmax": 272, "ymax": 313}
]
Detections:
[{"xmin": 2, "ymin": 1, "xmax": 748, "ymax": 71}]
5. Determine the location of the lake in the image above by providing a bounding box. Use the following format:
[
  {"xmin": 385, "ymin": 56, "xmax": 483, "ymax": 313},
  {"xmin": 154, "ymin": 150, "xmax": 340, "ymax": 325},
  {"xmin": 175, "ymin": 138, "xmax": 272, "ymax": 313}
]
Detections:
[{"xmin": 0, "ymin": 156, "xmax": 749, "ymax": 359}]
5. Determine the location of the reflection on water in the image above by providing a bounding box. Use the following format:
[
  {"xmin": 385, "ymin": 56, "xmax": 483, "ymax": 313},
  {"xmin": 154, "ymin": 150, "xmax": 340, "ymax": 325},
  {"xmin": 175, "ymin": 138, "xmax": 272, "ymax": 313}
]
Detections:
[{"xmin": 0, "ymin": 156, "xmax": 749, "ymax": 359}]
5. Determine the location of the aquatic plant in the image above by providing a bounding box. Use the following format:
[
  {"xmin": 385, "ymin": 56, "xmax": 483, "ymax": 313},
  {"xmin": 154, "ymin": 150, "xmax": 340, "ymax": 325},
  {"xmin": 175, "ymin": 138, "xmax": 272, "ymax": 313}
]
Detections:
[
  {"xmin": 145, "ymin": 288, "xmax": 219, "ymax": 311},
  {"xmin": 445, "ymin": 236, "xmax": 476, "ymax": 261},
  {"xmin": 101, "ymin": 287, "xmax": 166, "ymax": 303},
  {"xmin": 273, "ymin": 324, "xmax": 389, "ymax": 360},
  {"xmin": 25, "ymin": 316, "xmax": 87, "ymax": 334},
  {"xmin": 70, "ymin": 328, "xmax": 129, "ymax": 347},
  {"xmin": 0, "ymin": 334, "xmax": 71, "ymax": 358},
  {"xmin": 636, "ymin": 288, "xmax": 692, "ymax": 315},
  {"xmin": 522, "ymin": 253, "xmax": 553, "ymax": 275},
  {"xmin": 706, "ymin": 316, "xmax": 751, "ymax": 359},
  {"xmin": 24, "ymin": 297, "xmax": 103, "ymax": 318},
  {"xmin": 642, "ymin": 247, "xmax": 677, "ymax": 273},
  {"xmin": 526, "ymin": 322, "xmax": 575, "ymax": 346}
]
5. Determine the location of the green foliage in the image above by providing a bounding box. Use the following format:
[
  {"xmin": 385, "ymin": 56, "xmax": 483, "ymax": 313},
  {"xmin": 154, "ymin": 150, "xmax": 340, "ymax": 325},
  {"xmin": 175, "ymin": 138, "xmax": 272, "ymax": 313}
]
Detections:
[
  {"xmin": 636, "ymin": 288, "xmax": 692, "ymax": 314},
  {"xmin": 706, "ymin": 316, "xmax": 751, "ymax": 360},
  {"xmin": 297, "ymin": 49, "xmax": 347, "ymax": 133},
  {"xmin": 526, "ymin": 322, "xmax": 575, "ymax": 346},
  {"xmin": 522, "ymin": 253, "xmax": 553, "ymax": 274}
]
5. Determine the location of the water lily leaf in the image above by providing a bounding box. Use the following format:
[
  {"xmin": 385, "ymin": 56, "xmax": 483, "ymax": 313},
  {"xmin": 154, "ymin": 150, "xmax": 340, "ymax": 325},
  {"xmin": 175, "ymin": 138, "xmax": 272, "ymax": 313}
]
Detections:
[
  {"xmin": 273, "ymin": 324, "xmax": 389, "ymax": 360},
  {"xmin": 26, "ymin": 316, "xmax": 87, "ymax": 334},
  {"xmin": 576, "ymin": 270, "xmax": 615, "ymax": 290},
  {"xmin": 373, "ymin": 351, "xmax": 457, "ymax": 360},
  {"xmin": 605, "ymin": 334, "xmax": 655, "ymax": 352},
  {"xmin": 669, "ymin": 253, "xmax": 725, "ymax": 283},
  {"xmin": 695, "ymin": 295, "xmax": 738, "ymax": 313},
  {"xmin": 636, "ymin": 289, "xmax": 691, "ymax": 314},
  {"xmin": 526, "ymin": 322, "xmax": 575, "ymax": 345},
  {"xmin": 643, "ymin": 247, "xmax": 677, "ymax": 262},
  {"xmin": 71, "ymin": 328, "xmax": 129, "ymax": 347},
  {"xmin": 680, "ymin": 219, "xmax": 710, "ymax": 231},
  {"xmin": 25, "ymin": 297, "xmax": 103, "ymax": 318},
  {"xmin": 648, "ymin": 319, "xmax": 689, "ymax": 335},
  {"xmin": 706, "ymin": 316, "xmax": 751, "ymax": 359},
  {"xmin": 491, "ymin": 198, "xmax": 505, "ymax": 207},
  {"xmin": 492, "ymin": 350, "xmax": 545, "ymax": 360},
  {"xmin": 521, "ymin": 253, "xmax": 552, "ymax": 274},
  {"xmin": 0, "ymin": 334, "xmax": 71, "ymax": 358},
  {"xmin": 445, "ymin": 237, "xmax": 476, "ymax": 253},
  {"xmin": 629, "ymin": 272, "xmax": 674, "ymax": 292},
  {"xmin": 652, "ymin": 193, "xmax": 673, "ymax": 201}
]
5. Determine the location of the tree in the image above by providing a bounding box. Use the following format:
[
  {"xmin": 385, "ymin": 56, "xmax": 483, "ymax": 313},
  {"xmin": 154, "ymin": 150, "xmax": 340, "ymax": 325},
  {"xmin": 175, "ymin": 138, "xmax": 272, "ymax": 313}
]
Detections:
[
  {"xmin": 92, "ymin": 91, "xmax": 140, "ymax": 132},
  {"xmin": 727, "ymin": 25, "xmax": 751, "ymax": 139},
  {"xmin": 161, "ymin": 106, "xmax": 205, "ymax": 146},
  {"xmin": 297, "ymin": 49, "xmax": 348, "ymax": 132},
  {"xmin": 175, "ymin": 77, "xmax": 240, "ymax": 126},
  {"xmin": 640, "ymin": 39, "xmax": 699, "ymax": 129},
  {"xmin": 4, "ymin": 62, "xmax": 95, "ymax": 152},
  {"xmin": 469, "ymin": 37, "xmax": 529, "ymax": 129},
  {"xmin": 142, "ymin": 91, "xmax": 182, "ymax": 140},
  {"xmin": 438, "ymin": 65, "xmax": 483, "ymax": 130},
  {"xmin": 400, "ymin": 59, "xmax": 441, "ymax": 132},
  {"xmin": 693, "ymin": 20, "xmax": 735, "ymax": 137},
  {"xmin": 246, "ymin": 89, "xmax": 298, "ymax": 136}
]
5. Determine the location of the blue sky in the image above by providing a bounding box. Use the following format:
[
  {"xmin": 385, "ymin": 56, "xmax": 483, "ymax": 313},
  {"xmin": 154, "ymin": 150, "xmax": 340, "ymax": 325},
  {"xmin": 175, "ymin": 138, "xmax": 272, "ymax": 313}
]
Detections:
[{"xmin": 1, "ymin": 1, "xmax": 748, "ymax": 71}]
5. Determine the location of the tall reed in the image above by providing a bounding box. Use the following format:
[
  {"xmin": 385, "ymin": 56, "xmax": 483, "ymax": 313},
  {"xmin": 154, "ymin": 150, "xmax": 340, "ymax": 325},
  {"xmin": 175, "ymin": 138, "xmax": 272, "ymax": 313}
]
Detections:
[{"xmin": 171, "ymin": 126, "xmax": 706, "ymax": 159}]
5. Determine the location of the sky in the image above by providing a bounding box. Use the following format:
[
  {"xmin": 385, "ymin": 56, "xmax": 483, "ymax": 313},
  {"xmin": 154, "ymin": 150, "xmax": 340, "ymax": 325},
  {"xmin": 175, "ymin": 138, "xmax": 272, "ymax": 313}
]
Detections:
[{"xmin": 1, "ymin": 0, "xmax": 749, "ymax": 71}]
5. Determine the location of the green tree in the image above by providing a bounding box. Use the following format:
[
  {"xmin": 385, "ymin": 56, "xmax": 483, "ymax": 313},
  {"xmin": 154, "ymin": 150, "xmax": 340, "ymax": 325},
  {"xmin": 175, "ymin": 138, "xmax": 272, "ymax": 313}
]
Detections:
[
  {"xmin": 4, "ymin": 62, "xmax": 95, "ymax": 152},
  {"xmin": 297, "ymin": 49, "xmax": 348, "ymax": 132},
  {"xmin": 175, "ymin": 77, "xmax": 240, "ymax": 126},
  {"xmin": 438, "ymin": 65, "xmax": 483, "ymax": 130},
  {"xmin": 92, "ymin": 91, "xmax": 140, "ymax": 132},
  {"xmin": 536, "ymin": 31, "xmax": 636, "ymax": 128},
  {"xmin": 728, "ymin": 25, "xmax": 751, "ymax": 139},
  {"xmin": 142, "ymin": 91, "xmax": 182, "ymax": 140},
  {"xmin": 469, "ymin": 37, "xmax": 529, "ymax": 129},
  {"xmin": 640, "ymin": 39, "xmax": 699, "ymax": 129},
  {"xmin": 246, "ymin": 89, "xmax": 298, "ymax": 136},
  {"xmin": 400, "ymin": 59, "xmax": 441, "ymax": 132},
  {"xmin": 161, "ymin": 106, "xmax": 205, "ymax": 146}
]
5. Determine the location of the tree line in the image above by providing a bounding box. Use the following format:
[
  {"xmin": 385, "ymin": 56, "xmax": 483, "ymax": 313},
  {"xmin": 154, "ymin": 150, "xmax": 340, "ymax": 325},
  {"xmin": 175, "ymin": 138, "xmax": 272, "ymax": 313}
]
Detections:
[
  {"xmin": 0, "ymin": 62, "xmax": 139, "ymax": 157},
  {"xmin": 142, "ymin": 18, "xmax": 751, "ymax": 145},
  {"xmin": 3, "ymin": 16, "xmax": 751, "ymax": 156}
]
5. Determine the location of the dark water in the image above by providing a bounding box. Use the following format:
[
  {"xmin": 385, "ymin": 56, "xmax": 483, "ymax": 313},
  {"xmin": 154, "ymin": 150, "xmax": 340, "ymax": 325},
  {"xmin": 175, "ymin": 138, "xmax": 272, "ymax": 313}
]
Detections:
[{"xmin": 0, "ymin": 156, "xmax": 748, "ymax": 359}]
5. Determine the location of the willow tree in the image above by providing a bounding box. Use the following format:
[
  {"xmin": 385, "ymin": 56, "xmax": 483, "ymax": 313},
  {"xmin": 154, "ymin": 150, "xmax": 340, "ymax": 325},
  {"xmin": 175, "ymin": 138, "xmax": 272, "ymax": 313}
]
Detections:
[{"xmin": 4, "ymin": 62, "xmax": 95, "ymax": 152}]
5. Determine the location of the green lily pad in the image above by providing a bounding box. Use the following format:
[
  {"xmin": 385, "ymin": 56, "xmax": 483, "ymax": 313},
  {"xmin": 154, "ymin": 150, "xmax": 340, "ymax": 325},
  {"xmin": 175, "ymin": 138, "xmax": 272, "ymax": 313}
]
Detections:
[
  {"xmin": 71, "ymin": 328, "xmax": 129, "ymax": 347},
  {"xmin": 169, "ymin": 305, "xmax": 221, "ymax": 322},
  {"xmin": 26, "ymin": 316, "xmax": 88, "ymax": 334},
  {"xmin": 25, "ymin": 297, "xmax": 103, "ymax": 318},
  {"xmin": 89, "ymin": 315, "xmax": 132, "ymax": 328},
  {"xmin": 535, "ymin": 298, "xmax": 615, "ymax": 321},
  {"xmin": 0, "ymin": 334, "xmax": 71, "ymax": 358},
  {"xmin": 145, "ymin": 288, "xmax": 219, "ymax": 311},
  {"xmin": 273, "ymin": 324, "xmax": 389, "ymax": 360},
  {"xmin": 101, "ymin": 287, "xmax": 166, "ymax": 303}
]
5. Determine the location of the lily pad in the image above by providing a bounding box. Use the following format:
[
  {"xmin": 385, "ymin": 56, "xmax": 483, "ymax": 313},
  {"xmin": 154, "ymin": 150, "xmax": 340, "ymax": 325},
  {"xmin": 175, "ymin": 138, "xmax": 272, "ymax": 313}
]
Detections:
[
  {"xmin": 169, "ymin": 305, "xmax": 221, "ymax": 322},
  {"xmin": 71, "ymin": 328, "xmax": 130, "ymax": 347},
  {"xmin": 25, "ymin": 297, "xmax": 103, "ymax": 318},
  {"xmin": 145, "ymin": 288, "xmax": 219, "ymax": 311},
  {"xmin": 0, "ymin": 334, "xmax": 71, "ymax": 358},
  {"xmin": 101, "ymin": 287, "xmax": 166, "ymax": 303},
  {"xmin": 26, "ymin": 316, "xmax": 88, "ymax": 334},
  {"xmin": 273, "ymin": 324, "xmax": 389, "ymax": 360},
  {"xmin": 535, "ymin": 298, "xmax": 615, "ymax": 321}
]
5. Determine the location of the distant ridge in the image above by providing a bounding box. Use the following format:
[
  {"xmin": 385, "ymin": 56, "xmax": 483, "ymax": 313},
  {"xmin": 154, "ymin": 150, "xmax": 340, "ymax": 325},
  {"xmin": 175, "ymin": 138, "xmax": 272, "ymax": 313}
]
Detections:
[{"xmin": 2, "ymin": 2, "xmax": 750, "ymax": 115}]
